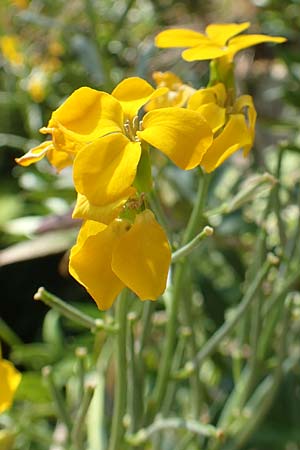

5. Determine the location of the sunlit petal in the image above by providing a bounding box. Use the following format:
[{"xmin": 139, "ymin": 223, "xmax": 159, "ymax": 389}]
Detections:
[
  {"xmin": 73, "ymin": 134, "xmax": 141, "ymax": 205},
  {"xmin": 182, "ymin": 43, "xmax": 227, "ymax": 61},
  {"xmin": 49, "ymin": 87, "xmax": 124, "ymax": 142},
  {"xmin": 72, "ymin": 191, "xmax": 135, "ymax": 224},
  {"xmin": 228, "ymin": 34, "xmax": 287, "ymax": 59},
  {"xmin": 69, "ymin": 220, "xmax": 126, "ymax": 310},
  {"xmin": 234, "ymin": 94, "xmax": 257, "ymax": 155},
  {"xmin": 155, "ymin": 28, "xmax": 209, "ymax": 48},
  {"xmin": 201, "ymin": 114, "xmax": 252, "ymax": 172},
  {"xmin": 146, "ymin": 71, "xmax": 195, "ymax": 111},
  {"xmin": 138, "ymin": 107, "xmax": 212, "ymax": 170},
  {"xmin": 112, "ymin": 210, "xmax": 171, "ymax": 300},
  {"xmin": 205, "ymin": 22, "xmax": 250, "ymax": 46},
  {"xmin": 188, "ymin": 83, "xmax": 226, "ymax": 109},
  {"xmin": 197, "ymin": 103, "xmax": 226, "ymax": 133},
  {"xmin": 112, "ymin": 77, "xmax": 167, "ymax": 118},
  {"xmin": 15, "ymin": 141, "xmax": 53, "ymax": 166},
  {"xmin": 47, "ymin": 146, "xmax": 74, "ymax": 171}
]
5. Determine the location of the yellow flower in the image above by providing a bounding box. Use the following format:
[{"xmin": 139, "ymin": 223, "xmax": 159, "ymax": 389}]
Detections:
[
  {"xmin": 145, "ymin": 71, "xmax": 195, "ymax": 110},
  {"xmin": 16, "ymin": 77, "xmax": 212, "ymax": 174},
  {"xmin": 0, "ymin": 359, "xmax": 21, "ymax": 414},
  {"xmin": 26, "ymin": 69, "xmax": 47, "ymax": 103},
  {"xmin": 0, "ymin": 36, "xmax": 24, "ymax": 66},
  {"xmin": 10, "ymin": 0, "xmax": 28, "ymax": 9},
  {"xmin": 155, "ymin": 22, "xmax": 286, "ymax": 62},
  {"xmin": 69, "ymin": 209, "xmax": 171, "ymax": 310},
  {"xmin": 70, "ymin": 77, "xmax": 212, "ymax": 217},
  {"xmin": 188, "ymin": 83, "xmax": 257, "ymax": 172}
]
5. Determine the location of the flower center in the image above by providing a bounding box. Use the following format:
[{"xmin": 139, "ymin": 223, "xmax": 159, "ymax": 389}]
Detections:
[{"xmin": 123, "ymin": 115, "xmax": 142, "ymax": 142}]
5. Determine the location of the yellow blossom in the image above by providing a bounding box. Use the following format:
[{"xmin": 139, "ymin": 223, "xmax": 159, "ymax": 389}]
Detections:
[
  {"xmin": 16, "ymin": 77, "xmax": 212, "ymax": 174},
  {"xmin": 0, "ymin": 36, "xmax": 24, "ymax": 66},
  {"xmin": 69, "ymin": 209, "xmax": 171, "ymax": 310},
  {"xmin": 188, "ymin": 83, "xmax": 257, "ymax": 171},
  {"xmin": 145, "ymin": 71, "xmax": 195, "ymax": 110},
  {"xmin": 155, "ymin": 22, "xmax": 286, "ymax": 62},
  {"xmin": 0, "ymin": 359, "xmax": 21, "ymax": 414},
  {"xmin": 26, "ymin": 69, "xmax": 47, "ymax": 103},
  {"xmin": 10, "ymin": 0, "xmax": 28, "ymax": 8}
]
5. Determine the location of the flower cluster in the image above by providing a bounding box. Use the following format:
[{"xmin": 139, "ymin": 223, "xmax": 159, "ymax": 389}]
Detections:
[{"xmin": 16, "ymin": 22, "xmax": 285, "ymax": 310}]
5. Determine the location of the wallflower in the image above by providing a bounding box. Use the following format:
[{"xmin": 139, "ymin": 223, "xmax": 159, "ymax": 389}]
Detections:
[
  {"xmin": 73, "ymin": 84, "xmax": 212, "ymax": 217},
  {"xmin": 16, "ymin": 77, "xmax": 212, "ymax": 175},
  {"xmin": 145, "ymin": 71, "xmax": 195, "ymax": 110},
  {"xmin": 69, "ymin": 209, "xmax": 171, "ymax": 310},
  {"xmin": 188, "ymin": 83, "xmax": 256, "ymax": 171},
  {"xmin": 0, "ymin": 359, "xmax": 21, "ymax": 414},
  {"xmin": 155, "ymin": 22, "xmax": 286, "ymax": 62}
]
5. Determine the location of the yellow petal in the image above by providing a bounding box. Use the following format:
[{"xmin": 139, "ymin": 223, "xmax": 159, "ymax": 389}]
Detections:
[
  {"xmin": 205, "ymin": 22, "xmax": 250, "ymax": 46},
  {"xmin": 155, "ymin": 28, "xmax": 208, "ymax": 48},
  {"xmin": 0, "ymin": 359, "xmax": 21, "ymax": 414},
  {"xmin": 146, "ymin": 71, "xmax": 195, "ymax": 111},
  {"xmin": 182, "ymin": 43, "xmax": 227, "ymax": 61},
  {"xmin": 72, "ymin": 191, "xmax": 135, "ymax": 224},
  {"xmin": 73, "ymin": 133, "xmax": 141, "ymax": 206},
  {"xmin": 228, "ymin": 34, "xmax": 287, "ymax": 59},
  {"xmin": 152, "ymin": 71, "xmax": 183, "ymax": 87},
  {"xmin": 188, "ymin": 83, "xmax": 227, "ymax": 109},
  {"xmin": 234, "ymin": 94, "xmax": 257, "ymax": 155},
  {"xmin": 197, "ymin": 103, "xmax": 226, "ymax": 133},
  {"xmin": 47, "ymin": 146, "xmax": 74, "ymax": 171},
  {"xmin": 49, "ymin": 87, "xmax": 123, "ymax": 143},
  {"xmin": 111, "ymin": 210, "xmax": 171, "ymax": 300},
  {"xmin": 112, "ymin": 77, "xmax": 167, "ymax": 119},
  {"xmin": 69, "ymin": 220, "xmax": 126, "ymax": 310},
  {"xmin": 201, "ymin": 114, "xmax": 252, "ymax": 172},
  {"xmin": 138, "ymin": 107, "xmax": 213, "ymax": 170},
  {"xmin": 15, "ymin": 141, "xmax": 53, "ymax": 166}
]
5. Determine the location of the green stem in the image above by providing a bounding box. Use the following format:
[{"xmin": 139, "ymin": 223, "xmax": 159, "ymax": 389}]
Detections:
[
  {"xmin": 0, "ymin": 318, "xmax": 23, "ymax": 347},
  {"xmin": 34, "ymin": 287, "xmax": 117, "ymax": 332},
  {"xmin": 222, "ymin": 295, "xmax": 293, "ymax": 450},
  {"xmin": 174, "ymin": 257, "xmax": 274, "ymax": 379},
  {"xmin": 162, "ymin": 332, "xmax": 188, "ymax": 415},
  {"xmin": 87, "ymin": 340, "xmax": 113, "ymax": 450},
  {"xmin": 171, "ymin": 226, "xmax": 213, "ymax": 263},
  {"xmin": 139, "ymin": 301, "xmax": 154, "ymax": 353},
  {"xmin": 42, "ymin": 366, "xmax": 72, "ymax": 433},
  {"xmin": 108, "ymin": 290, "xmax": 129, "ymax": 450},
  {"xmin": 128, "ymin": 313, "xmax": 143, "ymax": 432},
  {"xmin": 180, "ymin": 267, "xmax": 204, "ymax": 419},
  {"xmin": 273, "ymin": 146, "xmax": 286, "ymax": 248},
  {"xmin": 75, "ymin": 347, "xmax": 87, "ymax": 404},
  {"xmin": 72, "ymin": 383, "xmax": 96, "ymax": 450},
  {"xmin": 182, "ymin": 170, "xmax": 211, "ymax": 245},
  {"xmin": 259, "ymin": 269, "xmax": 299, "ymax": 359},
  {"xmin": 148, "ymin": 171, "xmax": 211, "ymax": 418},
  {"xmin": 126, "ymin": 418, "xmax": 222, "ymax": 446}
]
